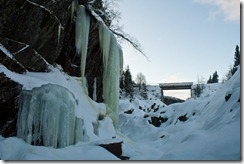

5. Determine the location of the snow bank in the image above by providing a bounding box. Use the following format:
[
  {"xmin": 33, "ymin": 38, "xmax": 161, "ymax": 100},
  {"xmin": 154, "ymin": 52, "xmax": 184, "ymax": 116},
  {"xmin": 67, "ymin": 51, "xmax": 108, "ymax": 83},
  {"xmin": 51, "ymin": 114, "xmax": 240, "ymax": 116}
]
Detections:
[{"xmin": 119, "ymin": 68, "xmax": 240, "ymax": 160}]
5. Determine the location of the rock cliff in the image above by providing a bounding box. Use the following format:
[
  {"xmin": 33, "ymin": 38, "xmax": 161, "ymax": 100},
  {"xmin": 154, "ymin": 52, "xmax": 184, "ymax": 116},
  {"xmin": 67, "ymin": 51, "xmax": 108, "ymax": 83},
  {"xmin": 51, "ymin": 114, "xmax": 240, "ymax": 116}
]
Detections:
[{"xmin": 0, "ymin": 0, "xmax": 106, "ymax": 137}]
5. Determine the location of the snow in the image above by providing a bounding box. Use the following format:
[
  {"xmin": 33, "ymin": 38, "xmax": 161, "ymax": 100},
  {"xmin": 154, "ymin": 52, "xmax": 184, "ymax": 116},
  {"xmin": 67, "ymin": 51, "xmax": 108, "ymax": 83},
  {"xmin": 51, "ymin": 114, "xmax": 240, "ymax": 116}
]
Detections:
[
  {"xmin": 0, "ymin": 43, "xmax": 14, "ymax": 59},
  {"xmin": 118, "ymin": 67, "xmax": 240, "ymax": 160},
  {"xmin": 0, "ymin": 137, "xmax": 119, "ymax": 160},
  {"xmin": 0, "ymin": 62, "xmax": 241, "ymax": 160}
]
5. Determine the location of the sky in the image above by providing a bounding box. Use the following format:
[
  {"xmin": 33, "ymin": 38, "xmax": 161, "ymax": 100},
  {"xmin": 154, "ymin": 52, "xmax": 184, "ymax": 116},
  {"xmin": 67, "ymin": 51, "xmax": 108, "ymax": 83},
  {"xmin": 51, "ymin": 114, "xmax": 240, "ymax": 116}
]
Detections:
[{"xmin": 116, "ymin": 0, "xmax": 240, "ymax": 99}]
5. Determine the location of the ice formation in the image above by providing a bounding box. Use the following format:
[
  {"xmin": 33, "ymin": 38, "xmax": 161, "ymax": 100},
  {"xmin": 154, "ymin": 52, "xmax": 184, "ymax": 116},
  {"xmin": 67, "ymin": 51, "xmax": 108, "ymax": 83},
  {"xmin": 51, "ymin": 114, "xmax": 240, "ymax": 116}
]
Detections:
[
  {"xmin": 17, "ymin": 84, "xmax": 83, "ymax": 148},
  {"xmin": 99, "ymin": 22, "xmax": 123, "ymax": 128},
  {"xmin": 16, "ymin": 4, "xmax": 123, "ymax": 149},
  {"xmin": 75, "ymin": 5, "xmax": 90, "ymax": 78},
  {"xmin": 75, "ymin": 4, "xmax": 123, "ymax": 128}
]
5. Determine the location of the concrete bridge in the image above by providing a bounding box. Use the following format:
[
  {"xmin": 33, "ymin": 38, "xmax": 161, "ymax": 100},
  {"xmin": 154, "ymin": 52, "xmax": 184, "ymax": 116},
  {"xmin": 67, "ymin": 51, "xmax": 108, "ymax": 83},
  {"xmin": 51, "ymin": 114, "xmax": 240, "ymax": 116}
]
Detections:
[{"xmin": 159, "ymin": 82, "xmax": 193, "ymax": 102}]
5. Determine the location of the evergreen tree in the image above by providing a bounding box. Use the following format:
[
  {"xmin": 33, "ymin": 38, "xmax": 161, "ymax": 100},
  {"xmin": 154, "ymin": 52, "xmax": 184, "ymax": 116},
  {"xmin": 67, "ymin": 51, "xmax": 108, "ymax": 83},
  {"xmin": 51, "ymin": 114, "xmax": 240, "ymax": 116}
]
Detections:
[
  {"xmin": 119, "ymin": 70, "xmax": 125, "ymax": 90},
  {"xmin": 212, "ymin": 71, "xmax": 219, "ymax": 83},
  {"xmin": 230, "ymin": 45, "xmax": 240, "ymax": 76},
  {"xmin": 207, "ymin": 71, "xmax": 219, "ymax": 83},
  {"xmin": 207, "ymin": 75, "xmax": 212, "ymax": 84},
  {"xmin": 234, "ymin": 45, "xmax": 240, "ymax": 67},
  {"xmin": 140, "ymin": 82, "xmax": 148, "ymax": 99},
  {"xmin": 124, "ymin": 66, "xmax": 134, "ymax": 98}
]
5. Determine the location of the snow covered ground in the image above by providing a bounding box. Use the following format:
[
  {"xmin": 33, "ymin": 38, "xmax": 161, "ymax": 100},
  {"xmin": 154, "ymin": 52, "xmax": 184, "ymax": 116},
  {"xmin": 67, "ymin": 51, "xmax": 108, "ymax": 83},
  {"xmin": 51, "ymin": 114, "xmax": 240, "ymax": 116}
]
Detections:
[{"xmin": 0, "ymin": 64, "xmax": 241, "ymax": 160}]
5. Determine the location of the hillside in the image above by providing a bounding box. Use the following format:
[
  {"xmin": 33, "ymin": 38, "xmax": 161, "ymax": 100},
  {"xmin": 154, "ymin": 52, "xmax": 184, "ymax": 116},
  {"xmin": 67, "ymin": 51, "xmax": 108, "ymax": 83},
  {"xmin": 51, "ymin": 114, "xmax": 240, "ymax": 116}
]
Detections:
[{"xmin": 0, "ymin": 66, "xmax": 240, "ymax": 160}]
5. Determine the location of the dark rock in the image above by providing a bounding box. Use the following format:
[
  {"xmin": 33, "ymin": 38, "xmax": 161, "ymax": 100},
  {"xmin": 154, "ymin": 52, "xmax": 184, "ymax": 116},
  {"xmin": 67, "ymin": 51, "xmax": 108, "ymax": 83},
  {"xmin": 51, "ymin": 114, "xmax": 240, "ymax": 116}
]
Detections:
[
  {"xmin": 154, "ymin": 107, "xmax": 159, "ymax": 112},
  {"xmin": 164, "ymin": 96, "xmax": 184, "ymax": 105},
  {"xmin": 150, "ymin": 116, "xmax": 168, "ymax": 127},
  {"xmin": 0, "ymin": 73, "xmax": 22, "ymax": 137},
  {"xmin": 0, "ymin": 49, "xmax": 26, "ymax": 74},
  {"xmin": 178, "ymin": 114, "xmax": 188, "ymax": 122},
  {"xmin": 0, "ymin": 0, "xmax": 70, "ymax": 67},
  {"xmin": 159, "ymin": 116, "xmax": 168, "ymax": 123},
  {"xmin": 150, "ymin": 117, "xmax": 161, "ymax": 127},
  {"xmin": 99, "ymin": 141, "xmax": 123, "ymax": 159},
  {"xmin": 151, "ymin": 103, "xmax": 156, "ymax": 109},
  {"xmin": 120, "ymin": 156, "xmax": 130, "ymax": 160},
  {"xmin": 225, "ymin": 94, "xmax": 232, "ymax": 101},
  {"xmin": 124, "ymin": 109, "xmax": 134, "ymax": 114},
  {"xmin": 144, "ymin": 114, "xmax": 149, "ymax": 118}
]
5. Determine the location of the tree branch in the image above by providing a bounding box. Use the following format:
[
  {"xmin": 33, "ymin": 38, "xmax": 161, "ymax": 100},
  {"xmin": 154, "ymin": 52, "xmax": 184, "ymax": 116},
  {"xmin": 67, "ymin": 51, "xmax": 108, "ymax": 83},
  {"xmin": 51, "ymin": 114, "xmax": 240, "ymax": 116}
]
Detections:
[{"xmin": 110, "ymin": 29, "xmax": 150, "ymax": 62}]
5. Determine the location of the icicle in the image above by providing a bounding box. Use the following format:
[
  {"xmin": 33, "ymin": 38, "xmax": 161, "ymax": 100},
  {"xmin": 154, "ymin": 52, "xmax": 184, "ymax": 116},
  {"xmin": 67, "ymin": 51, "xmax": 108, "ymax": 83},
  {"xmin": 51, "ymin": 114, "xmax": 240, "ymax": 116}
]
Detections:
[
  {"xmin": 17, "ymin": 84, "xmax": 81, "ymax": 148},
  {"xmin": 75, "ymin": 118, "xmax": 84, "ymax": 143},
  {"xmin": 93, "ymin": 77, "xmax": 97, "ymax": 101},
  {"xmin": 70, "ymin": 0, "xmax": 76, "ymax": 20},
  {"xmin": 98, "ymin": 21, "xmax": 123, "ymax": 129},
  {"xmin": 75, "ymin": 5, "xmax": 90, "ymax": 78},
  {"xmin": 58, "ymin": 24, "xmax": 62, "ymax": 45},
  {"xmin": 99, "ymin": 23, "xmax": 111, "ymax": 73}
]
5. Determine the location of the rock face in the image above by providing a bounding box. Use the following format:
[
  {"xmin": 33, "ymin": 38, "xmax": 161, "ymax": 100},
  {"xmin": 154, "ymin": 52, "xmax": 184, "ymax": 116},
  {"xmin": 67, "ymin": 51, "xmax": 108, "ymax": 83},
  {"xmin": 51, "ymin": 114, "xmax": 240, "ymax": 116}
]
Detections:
[
  {"xmin": 0, "ymin": 73, "xmax": 23, "ymax": 137},
  {"xmin": 0, "ymin": 0, "xmax": 105, "ymax": 137}
]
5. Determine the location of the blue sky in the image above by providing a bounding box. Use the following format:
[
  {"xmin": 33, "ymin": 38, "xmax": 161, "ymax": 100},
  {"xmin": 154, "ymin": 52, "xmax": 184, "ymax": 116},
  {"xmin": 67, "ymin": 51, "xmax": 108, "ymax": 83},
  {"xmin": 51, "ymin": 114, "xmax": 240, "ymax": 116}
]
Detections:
[{"xmin": 117, "ymin": 0, "xmax": 240, "ymax": 99}]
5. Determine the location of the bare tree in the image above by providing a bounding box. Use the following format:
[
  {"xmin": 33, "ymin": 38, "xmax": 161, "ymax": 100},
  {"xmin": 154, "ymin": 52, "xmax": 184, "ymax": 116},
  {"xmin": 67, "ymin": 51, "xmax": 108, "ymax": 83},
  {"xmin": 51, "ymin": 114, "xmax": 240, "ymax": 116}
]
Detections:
[
  {"xmin": 135, "ymin": 72, "xmax": 146, "ymax": 91},
  {"xmin": 86, "ymin": 0, "xmax": 149, "ymax": 60}
]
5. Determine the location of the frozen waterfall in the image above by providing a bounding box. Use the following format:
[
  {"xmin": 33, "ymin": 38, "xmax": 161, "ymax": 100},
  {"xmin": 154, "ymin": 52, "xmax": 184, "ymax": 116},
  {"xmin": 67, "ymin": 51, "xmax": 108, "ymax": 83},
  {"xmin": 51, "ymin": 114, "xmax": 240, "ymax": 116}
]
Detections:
[
  {"xmin": 17, "ymin": 84, "xmax": 83, "ymax": 148},
  {"xmin": 99, "ymin": 22, "xmax": 123, "ymax": 129},
  {"xmin": 75, "ymin": 5, "xmax": 123, "ymax": 129}
]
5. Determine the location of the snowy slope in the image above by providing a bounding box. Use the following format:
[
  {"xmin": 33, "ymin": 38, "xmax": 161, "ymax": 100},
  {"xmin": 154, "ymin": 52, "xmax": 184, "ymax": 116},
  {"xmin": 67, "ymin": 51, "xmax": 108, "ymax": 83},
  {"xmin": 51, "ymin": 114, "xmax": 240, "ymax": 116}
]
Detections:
[
  {"xmin": 0, "ymin": 64, "xmax": 241, "ymax": 160},
  {"xmin": 119, "ymin": 68, "xmax": 240, "ymax": 160}
]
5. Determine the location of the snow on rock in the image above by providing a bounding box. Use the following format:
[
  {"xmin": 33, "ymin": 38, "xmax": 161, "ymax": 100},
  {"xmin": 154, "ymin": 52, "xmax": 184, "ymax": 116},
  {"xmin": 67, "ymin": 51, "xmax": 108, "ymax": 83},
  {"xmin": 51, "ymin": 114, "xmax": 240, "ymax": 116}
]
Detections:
[{"xmin": 0, "ymin": 137, "xmax": 120, "ymax": 160}]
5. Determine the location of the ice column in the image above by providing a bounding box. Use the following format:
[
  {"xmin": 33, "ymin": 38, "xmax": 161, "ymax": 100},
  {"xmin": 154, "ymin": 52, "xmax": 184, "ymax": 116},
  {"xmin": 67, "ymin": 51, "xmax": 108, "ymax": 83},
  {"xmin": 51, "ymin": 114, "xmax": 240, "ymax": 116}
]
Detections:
[
  {"xmin": 99, "ymin": 22, "xmax": 123, "ymax": 129},
  {"xmin": 75, "ymin": 5, "xmax": 90, "ymax": 78},
  {"xmin": 17, "ymin": 84, "xmax": 83, "ymax": 148}
]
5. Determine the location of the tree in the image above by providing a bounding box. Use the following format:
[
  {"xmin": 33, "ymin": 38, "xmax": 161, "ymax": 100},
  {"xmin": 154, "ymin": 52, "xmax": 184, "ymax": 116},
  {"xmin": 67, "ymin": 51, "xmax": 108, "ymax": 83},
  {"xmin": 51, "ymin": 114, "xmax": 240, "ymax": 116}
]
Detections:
[
  {"xmin": 135, "ymin": 72, "xmax": 146, "ymax": 91},
  {"xmin": 230, "ymin": 45, "xmax": 240, "ymax": 76},
  {"xmin": 193, "ymin": 84, "xmax": 202, "ymax": 98},
  {"xmin": 123, "ymin": 66, "xmax": 134, "ymax": 98},
  {"xmin": 207, "ymin": 71, "xmax": 219, "ymax": 83},
  {"xmin": 207, "ymin": 75, "xmax": 212, "ymax": 84},
  {"xmin": 86, "ymin": 0, "xmax": 148, "ymax": 59},
  {"xmin": 225, "ymin": 45, "xmax": 240, "ymax": 80},
  {"xmin": 119, "ymin": 70, "xmax": 125, "ymax": 90},
  {"xmin": 234, "ymin": 45, "xmax": 240, "ymax": 67},
  {"xmin": 140, "ymin": 82, "xmax": 148, "ymax": 99},
  {"xmin": 212, "ymin": 71, "xmax": 219, "ymax": 83}
]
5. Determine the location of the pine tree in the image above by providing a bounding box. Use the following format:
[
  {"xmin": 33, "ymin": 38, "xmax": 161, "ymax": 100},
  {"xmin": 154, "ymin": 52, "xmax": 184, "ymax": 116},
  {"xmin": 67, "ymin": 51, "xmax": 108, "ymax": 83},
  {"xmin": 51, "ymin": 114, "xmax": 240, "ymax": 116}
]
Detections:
[
  {"xmin": 124, "ymin": 66, "xmax": 134, "ymax": 98},
  {"xmin": 230, "ymin": 45, "xmax": 240, "ymax": 76},
  {"xmin": 212, "ymin": 71, "xmax": 219, "ymax": 83},
  {"xmin": 234, "ymin": 45, "xmax": 240, "ymax": 67},
  {"xmin": 119, "ymin": 70, "xmax": 125, "ymax": 90},
  {"xmin": 207, "ymin": 75, "xmax": 212, "ymax": 84}
]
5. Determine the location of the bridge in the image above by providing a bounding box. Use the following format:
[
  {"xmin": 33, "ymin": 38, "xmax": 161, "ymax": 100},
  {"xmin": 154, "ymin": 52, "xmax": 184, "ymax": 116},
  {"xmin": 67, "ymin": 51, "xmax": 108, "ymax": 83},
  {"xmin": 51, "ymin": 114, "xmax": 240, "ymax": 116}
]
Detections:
[{"xmin": 159, "ymin": 82, "xmax": 193, "ymax": 103}]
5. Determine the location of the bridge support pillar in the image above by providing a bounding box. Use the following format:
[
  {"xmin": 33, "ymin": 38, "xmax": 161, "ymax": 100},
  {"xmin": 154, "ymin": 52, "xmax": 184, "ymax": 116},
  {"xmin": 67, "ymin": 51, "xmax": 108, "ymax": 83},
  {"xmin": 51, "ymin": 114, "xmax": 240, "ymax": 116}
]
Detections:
[{"xmin": 161, "ymin": 89, "xmax": 164, "ymax": 103}]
